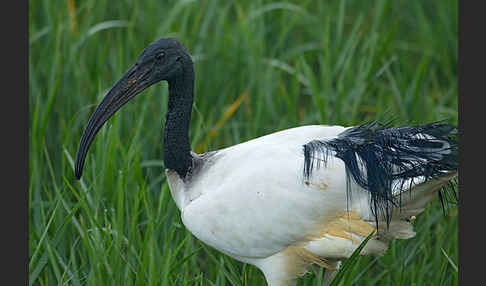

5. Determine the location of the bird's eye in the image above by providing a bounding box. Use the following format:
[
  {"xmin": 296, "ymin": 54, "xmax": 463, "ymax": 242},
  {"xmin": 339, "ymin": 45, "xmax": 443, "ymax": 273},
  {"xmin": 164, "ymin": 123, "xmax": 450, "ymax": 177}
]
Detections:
[{"xmin": 156, "ymin": 52, "xmax": 166, "ymax": 60}]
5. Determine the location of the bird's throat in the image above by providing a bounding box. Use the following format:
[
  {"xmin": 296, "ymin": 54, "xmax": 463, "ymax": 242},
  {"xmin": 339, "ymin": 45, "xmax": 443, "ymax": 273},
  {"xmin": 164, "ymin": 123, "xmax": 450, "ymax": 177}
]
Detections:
[{"xmin": 163, "ymin": 68, "xmax": 194, "ymax": 179}]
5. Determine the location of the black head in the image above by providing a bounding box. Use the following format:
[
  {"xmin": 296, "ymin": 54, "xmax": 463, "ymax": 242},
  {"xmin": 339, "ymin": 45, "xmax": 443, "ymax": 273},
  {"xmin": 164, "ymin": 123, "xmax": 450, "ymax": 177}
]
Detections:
[
  {"xmin": 74, "ymin": 37, "xmax": 192, "ymax": 179},
  {"xmin": 135, "ymin": 37, "xmax": 192, "ymax": 83}
]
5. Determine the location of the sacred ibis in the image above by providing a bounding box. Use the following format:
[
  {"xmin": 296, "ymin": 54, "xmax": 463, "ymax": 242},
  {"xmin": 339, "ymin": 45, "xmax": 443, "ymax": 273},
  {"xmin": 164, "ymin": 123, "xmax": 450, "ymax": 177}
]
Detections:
[{"xmin": 75, "ymin": 37, "xmax": 458, "ymax": 286}]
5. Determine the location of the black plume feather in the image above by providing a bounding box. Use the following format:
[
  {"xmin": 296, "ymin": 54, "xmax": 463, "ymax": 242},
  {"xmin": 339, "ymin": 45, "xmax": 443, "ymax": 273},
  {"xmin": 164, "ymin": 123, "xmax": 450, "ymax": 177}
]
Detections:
[{"xmin": 303, "ymin": 121, "xmax": 458, "ymax": 227}]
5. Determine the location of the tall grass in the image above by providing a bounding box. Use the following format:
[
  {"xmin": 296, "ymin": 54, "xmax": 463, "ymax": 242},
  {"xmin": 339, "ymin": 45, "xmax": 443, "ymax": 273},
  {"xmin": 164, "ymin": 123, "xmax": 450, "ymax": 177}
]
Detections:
[{"xmin": 29, "ymin": 0, "xmax": 458, "ymax": 285}]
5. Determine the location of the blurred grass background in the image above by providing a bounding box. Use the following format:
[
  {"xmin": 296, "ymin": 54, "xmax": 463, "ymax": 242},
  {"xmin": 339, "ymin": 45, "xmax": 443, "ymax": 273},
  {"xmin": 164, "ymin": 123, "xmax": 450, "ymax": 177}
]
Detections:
[{"xmin": 29, "ymin": 0, "xmax": 458, "ymax": 285}]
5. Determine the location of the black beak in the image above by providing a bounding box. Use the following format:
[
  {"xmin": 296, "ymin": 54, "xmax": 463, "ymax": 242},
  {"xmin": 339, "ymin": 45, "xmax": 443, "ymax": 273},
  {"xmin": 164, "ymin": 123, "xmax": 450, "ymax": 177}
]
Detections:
[{"xmin": 75, "ymin": 64, "xmax": 153, "ymax": 179}]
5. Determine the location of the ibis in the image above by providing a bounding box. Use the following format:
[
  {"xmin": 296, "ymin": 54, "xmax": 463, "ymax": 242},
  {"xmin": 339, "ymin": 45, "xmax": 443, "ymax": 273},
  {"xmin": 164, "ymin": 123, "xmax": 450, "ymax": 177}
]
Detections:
[{"xmin": 75, "ymin": 37, "xmax": 458, "ymax": 286}]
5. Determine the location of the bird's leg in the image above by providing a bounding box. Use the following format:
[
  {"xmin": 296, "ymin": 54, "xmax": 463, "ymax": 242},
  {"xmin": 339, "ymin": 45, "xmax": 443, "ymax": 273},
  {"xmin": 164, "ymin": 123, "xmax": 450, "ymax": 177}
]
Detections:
[{"xmin": 322, "ymin": 260, "xmax": 341, "ymax": 286}]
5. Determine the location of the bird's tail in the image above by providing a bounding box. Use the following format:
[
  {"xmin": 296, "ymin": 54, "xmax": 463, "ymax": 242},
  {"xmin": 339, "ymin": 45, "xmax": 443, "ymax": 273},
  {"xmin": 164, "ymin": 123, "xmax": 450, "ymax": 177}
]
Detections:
[
  {"xmin": 376, "ymin": 171, "xmax": 457, "ymax": 242},
  {"xmin": 303, "ymin": 121, "xmax": 458, "ymax": 226}
]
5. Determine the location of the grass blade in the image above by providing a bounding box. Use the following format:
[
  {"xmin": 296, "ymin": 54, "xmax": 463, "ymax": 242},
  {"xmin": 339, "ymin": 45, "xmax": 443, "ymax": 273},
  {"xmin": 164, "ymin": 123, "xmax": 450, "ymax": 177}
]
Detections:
[{"xmin": 329, "ymin": 231, "xmax": 375, "ymax": 286}]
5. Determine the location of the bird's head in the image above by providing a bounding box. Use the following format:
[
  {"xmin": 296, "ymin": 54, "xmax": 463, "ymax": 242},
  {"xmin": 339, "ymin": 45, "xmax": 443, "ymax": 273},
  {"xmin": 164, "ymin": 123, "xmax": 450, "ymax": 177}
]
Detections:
[
  {"xmin": 74, "ymin": 37, "xmax": 192, "ymax": 179},
  {"xmin": 136, "ymin": 37, "xmax": 193, "ymax": 84}
]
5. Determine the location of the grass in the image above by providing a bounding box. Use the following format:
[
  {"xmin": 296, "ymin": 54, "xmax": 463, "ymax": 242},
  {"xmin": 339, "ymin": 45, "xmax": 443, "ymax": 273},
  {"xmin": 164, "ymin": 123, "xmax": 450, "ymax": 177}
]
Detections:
[{"xmin": 29, "ymin": 0, "xmax": 458, "ymax": 285}]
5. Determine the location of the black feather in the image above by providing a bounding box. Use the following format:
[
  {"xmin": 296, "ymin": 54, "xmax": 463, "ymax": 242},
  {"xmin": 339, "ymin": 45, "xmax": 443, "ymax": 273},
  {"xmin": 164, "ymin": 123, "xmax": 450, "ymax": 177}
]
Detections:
[{"xmin": 303, "ymin": 121, "xmax": 458, "ymax": 227}]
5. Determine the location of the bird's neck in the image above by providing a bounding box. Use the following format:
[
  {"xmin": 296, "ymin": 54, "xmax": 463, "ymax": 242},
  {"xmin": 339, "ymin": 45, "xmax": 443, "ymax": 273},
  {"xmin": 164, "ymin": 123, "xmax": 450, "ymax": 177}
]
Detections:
[{"xmin": 164, "ymin": 67, "xmax": 194, "ymax": 179}]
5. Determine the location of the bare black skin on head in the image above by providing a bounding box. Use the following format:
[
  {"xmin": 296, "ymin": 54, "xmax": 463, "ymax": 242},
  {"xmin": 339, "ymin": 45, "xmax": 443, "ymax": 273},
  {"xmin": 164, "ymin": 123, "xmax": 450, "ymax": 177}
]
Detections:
[{"xmin": 75, "ymin": 37, "xmax": 195, "ymax": 179}]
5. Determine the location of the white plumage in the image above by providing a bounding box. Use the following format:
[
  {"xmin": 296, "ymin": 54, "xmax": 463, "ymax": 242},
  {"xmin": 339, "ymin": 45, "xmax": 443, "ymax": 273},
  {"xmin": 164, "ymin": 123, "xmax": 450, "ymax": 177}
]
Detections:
[{"xmin": 166, "ymin": 125, "xmax": 456, "ymax": 285}]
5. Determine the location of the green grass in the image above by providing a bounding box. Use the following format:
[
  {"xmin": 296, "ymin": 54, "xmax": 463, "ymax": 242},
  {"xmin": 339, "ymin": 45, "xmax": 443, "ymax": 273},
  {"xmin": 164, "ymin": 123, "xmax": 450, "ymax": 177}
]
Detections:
[{"xmin": 29, "ymin": 0, "xmax": 458, "ymax": 285}]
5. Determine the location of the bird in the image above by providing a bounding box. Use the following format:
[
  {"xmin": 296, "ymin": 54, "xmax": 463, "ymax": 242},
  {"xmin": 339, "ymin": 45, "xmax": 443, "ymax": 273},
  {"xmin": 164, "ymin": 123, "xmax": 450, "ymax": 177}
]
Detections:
[{"xmin": 74, "ymin": 37, "xmax": 458, "ymax": 286}]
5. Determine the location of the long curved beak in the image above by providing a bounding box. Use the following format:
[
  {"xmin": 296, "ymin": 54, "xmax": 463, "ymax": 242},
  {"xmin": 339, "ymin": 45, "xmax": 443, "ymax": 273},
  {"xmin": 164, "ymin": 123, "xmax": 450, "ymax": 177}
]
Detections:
[{"xmin": 74, "ymin": 64, "xmax": 153, "ymax": 179}]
